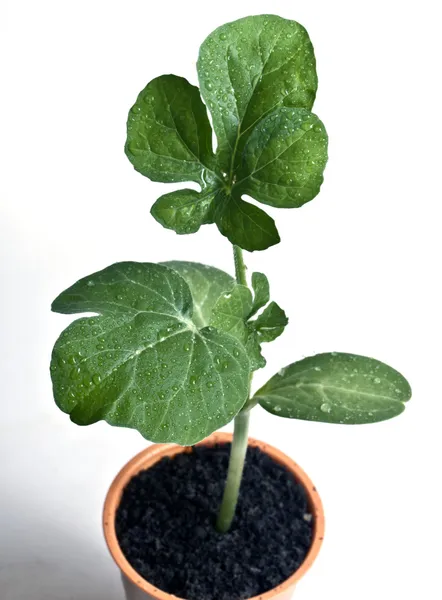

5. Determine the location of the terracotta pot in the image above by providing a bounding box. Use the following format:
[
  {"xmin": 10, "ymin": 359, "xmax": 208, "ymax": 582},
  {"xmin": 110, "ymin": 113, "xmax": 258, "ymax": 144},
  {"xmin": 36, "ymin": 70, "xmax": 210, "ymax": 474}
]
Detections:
[{"xmin": 103, "ymin": 433, "xmax": 325, "ymax": 600}]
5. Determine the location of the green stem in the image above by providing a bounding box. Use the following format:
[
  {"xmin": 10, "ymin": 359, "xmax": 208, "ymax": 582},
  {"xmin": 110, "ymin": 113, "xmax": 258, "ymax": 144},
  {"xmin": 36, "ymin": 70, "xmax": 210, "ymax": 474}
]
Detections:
[
  {"xmin": 233, "ymin": 245, "xmax": 247, "ymax": 286},
  {"xmin": 215, "ymin": 244, "xmax": 251, "ymax": 533},
  {"xmin": 216, "ymin": 410, "xmax": 250, "ymax": 533}
]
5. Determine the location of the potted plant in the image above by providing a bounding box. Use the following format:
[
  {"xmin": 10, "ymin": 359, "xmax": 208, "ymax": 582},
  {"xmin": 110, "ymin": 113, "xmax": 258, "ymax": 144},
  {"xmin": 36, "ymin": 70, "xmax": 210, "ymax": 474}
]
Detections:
[{"xmin": 50, "ymin": 14, "xmax": 411, "ymax": 600}]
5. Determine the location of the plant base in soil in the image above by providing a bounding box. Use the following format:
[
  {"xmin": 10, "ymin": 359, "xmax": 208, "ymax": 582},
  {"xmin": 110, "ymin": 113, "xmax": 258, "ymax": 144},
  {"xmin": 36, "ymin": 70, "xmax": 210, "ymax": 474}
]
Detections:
[{"xmin": 116, "ymin": 444, "xmax": 313, "ymax": 600}]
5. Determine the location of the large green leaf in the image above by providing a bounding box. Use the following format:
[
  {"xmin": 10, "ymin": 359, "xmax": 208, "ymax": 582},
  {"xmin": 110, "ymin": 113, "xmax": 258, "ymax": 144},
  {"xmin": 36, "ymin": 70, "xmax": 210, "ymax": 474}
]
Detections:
[
  {"xmin": 251, "ymin": 301, "xmax": 288, "ymax": 342},
  {"xmin": 151, "ymin": 189, "xmax": 215, "ymax": 235},
  {"xmin": 125, "ymin": 75, "xmax": 219, "ymax": 186},
  {"xmin": 50, "ymin": 262, "xmax": 250, "ymax": 445},
  {"xmin": 197, "ymin": 15, "xmax": 317, "ymax": 172},
  {"xmin": 255, "ymin": 353, "xmax": 411, "ymax": 424},
  {"xmin": 236, "ymin": 108, "xmax": 328, "ymax": 208},
  {"xmin": 162, "ymin": 261, "xmax": 233, "ymax": 328}
]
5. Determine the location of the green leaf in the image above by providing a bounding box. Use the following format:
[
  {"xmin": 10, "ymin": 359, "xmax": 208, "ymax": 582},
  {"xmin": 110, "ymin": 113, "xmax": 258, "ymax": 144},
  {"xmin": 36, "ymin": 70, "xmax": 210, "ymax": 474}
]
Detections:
[
  {"xmin": 161, "ymin": 261, "xmax": 234, "ymax": 329},
  {"xmin": 252, "ymin": 301, "xmax": 288, "ymax": 342},
  {"xmin": 214, "ymin": 191, "xmax": 280, "ymax": 252},
  {"xmin": 197, "ymin": 15, "xmax": 317, "ymax": 172},
  {"xmin": 236, "ymin": 108, "xmax": 328, "ymax": 208},
  {"xmin": 245, "ymin": 325, "xmax": 266, "ymax": 371},
  {"xmin": 255, "ymin": 353, "xmax": 412, "ymax": 424},
  {"xmin": 209, "ymin": 283, "xmax": 266, "ymax": 371},
  {"xmin": 125, "ymin": 75, "xmax": 219, "ymax": 186},
  {"xmin": 210, "ymin": 284, "xmax": 253, "ymax": 343},
  {"xmin": 151, "ymin": 189, "xmax": 215, "ymax": 235},
  {"xmin": 50, "ymin": 262, "xmax": 250, "ymax": 445},
  {"xmin": 124, "ymin": 17, "xmax": 328, "ymax": 252},
  {"xmin": 250, "ymin": 272, "xmax": 270, "ymax": 316}
]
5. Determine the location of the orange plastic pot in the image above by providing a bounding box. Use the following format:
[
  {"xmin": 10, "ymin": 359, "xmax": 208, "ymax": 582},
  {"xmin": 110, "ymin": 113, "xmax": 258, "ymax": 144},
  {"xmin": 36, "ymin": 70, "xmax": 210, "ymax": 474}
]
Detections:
[{"xmin": 103, "ymin": 433, "xmax": 324, "ymax": 600}]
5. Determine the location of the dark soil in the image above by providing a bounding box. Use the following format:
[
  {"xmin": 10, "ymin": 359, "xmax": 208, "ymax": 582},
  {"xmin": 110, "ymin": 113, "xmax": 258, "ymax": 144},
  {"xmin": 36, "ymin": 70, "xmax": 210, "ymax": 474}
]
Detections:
[{"xmin": 116, "ymin": 444, "xmax": 313, "ymax": 600}]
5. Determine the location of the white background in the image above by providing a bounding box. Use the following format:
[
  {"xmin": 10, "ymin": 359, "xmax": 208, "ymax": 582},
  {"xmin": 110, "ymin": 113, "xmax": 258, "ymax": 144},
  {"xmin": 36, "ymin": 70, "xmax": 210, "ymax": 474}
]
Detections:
[{"xmin": 1, "ymin": 1, "xmax": 441, "ymax": 598}]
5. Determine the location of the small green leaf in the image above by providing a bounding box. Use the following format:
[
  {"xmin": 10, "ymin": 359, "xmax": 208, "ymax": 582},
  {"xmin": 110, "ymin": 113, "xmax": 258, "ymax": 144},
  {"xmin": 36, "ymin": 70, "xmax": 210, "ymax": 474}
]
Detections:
[
  {"xmin": 236, "ymin": 108, "xmax": 328, "ymax": 208},
  {"xmin": 250, "ymin": 272, "xmax": 270, "ymax": 317},
  {"xmin": 214, "ymin": 192, "xmax": 280, "ymax": 252},
  {"xmin": 197, "ymin": 15, "xmax": 317, "ymax": 172},
  {"xmin": 210, "ymin": 284, "xmax": 266, "ymax": 371},
  {"xmin": 210, "ymin": 284, "xmax": 253, "ymax": 343},
  {"xmin": 255, "ymin": 353, "xmax": 412, "ymax": 424},
  {"xmin": 252, "ymin": 301, "xmax": 288, "ymax": 342},
  {"xmin": 125, "ymin": 75, "xmax": 218, "ymax": 186},
  {"xmin": 151, "ymin": 189, "xmax": 215, "ymax": 235},
  {"xmin": 245, "ymin": 325, "xmax": 266, "ymax": 371},
  {"xmin": 162, "ymin": 261, "xmax": 234, "ymax": 329},
  {"xmin": 50, "ymin": 262, "xmax": 250, "ymax": 445}
]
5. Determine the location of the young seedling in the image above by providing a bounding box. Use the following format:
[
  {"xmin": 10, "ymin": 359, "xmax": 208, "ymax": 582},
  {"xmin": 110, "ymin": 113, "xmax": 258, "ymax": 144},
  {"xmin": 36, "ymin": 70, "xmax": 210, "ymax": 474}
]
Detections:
[{"xmin": 50, "ymin": 15, "xmax": 411, "ymax": 534}]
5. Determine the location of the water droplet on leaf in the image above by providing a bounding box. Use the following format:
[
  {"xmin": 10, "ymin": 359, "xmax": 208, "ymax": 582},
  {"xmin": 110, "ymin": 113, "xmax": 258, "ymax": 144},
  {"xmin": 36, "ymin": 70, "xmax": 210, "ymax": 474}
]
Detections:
[
  {"xmin": 92, "ymin": 374, "xmax": 101, "ymax": 385},
  {"xmin": 69, "ymin": 367, "xmax": 81, "ymax": 380}
]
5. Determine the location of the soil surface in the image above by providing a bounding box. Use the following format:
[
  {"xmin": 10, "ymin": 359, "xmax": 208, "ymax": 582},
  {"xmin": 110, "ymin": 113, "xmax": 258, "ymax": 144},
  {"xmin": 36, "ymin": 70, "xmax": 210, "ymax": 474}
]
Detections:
[{"xmin": 116, "ymin": 444, "xmax": 313, "ymax": 600}]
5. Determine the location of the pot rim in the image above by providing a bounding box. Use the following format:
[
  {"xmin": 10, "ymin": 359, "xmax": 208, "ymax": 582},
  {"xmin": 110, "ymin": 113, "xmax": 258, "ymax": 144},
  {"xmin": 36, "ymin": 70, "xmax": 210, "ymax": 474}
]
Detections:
[{"xmin": 103, "ymin": 432, "xmax": 325, "ymax": 600}]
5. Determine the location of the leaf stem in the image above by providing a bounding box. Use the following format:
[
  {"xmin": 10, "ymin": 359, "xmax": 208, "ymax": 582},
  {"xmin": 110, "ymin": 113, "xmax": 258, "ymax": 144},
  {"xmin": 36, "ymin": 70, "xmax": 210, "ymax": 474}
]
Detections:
[
  {"xmin": 215, "ymin": 409, "xmax": 250, "ymax": 533},
  {"xmin": 215, "ymin": 244, "xmax": 252, "ymax": 533}
]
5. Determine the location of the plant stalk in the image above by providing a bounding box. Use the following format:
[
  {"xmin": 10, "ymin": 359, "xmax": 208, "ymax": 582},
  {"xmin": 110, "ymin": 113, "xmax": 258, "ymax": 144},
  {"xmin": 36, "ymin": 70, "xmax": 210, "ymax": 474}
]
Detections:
[
  {"xmin": 215, "ymin": 244, "xmax": 252, "ymax": 533},
  {"xmin": 233, "ymin": 245, "xmax": 247, "ymax": 286},
  {"xmin": 215, "ymin": 409, "xmax": 250, "ymax": 532}
]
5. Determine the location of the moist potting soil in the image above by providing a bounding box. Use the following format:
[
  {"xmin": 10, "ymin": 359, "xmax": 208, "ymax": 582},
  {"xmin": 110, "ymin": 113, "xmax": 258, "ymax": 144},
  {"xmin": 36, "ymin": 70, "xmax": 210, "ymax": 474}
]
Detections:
[{"xmin": 116, "ymin": 444, "xmax": 314, "ymax": 600}]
